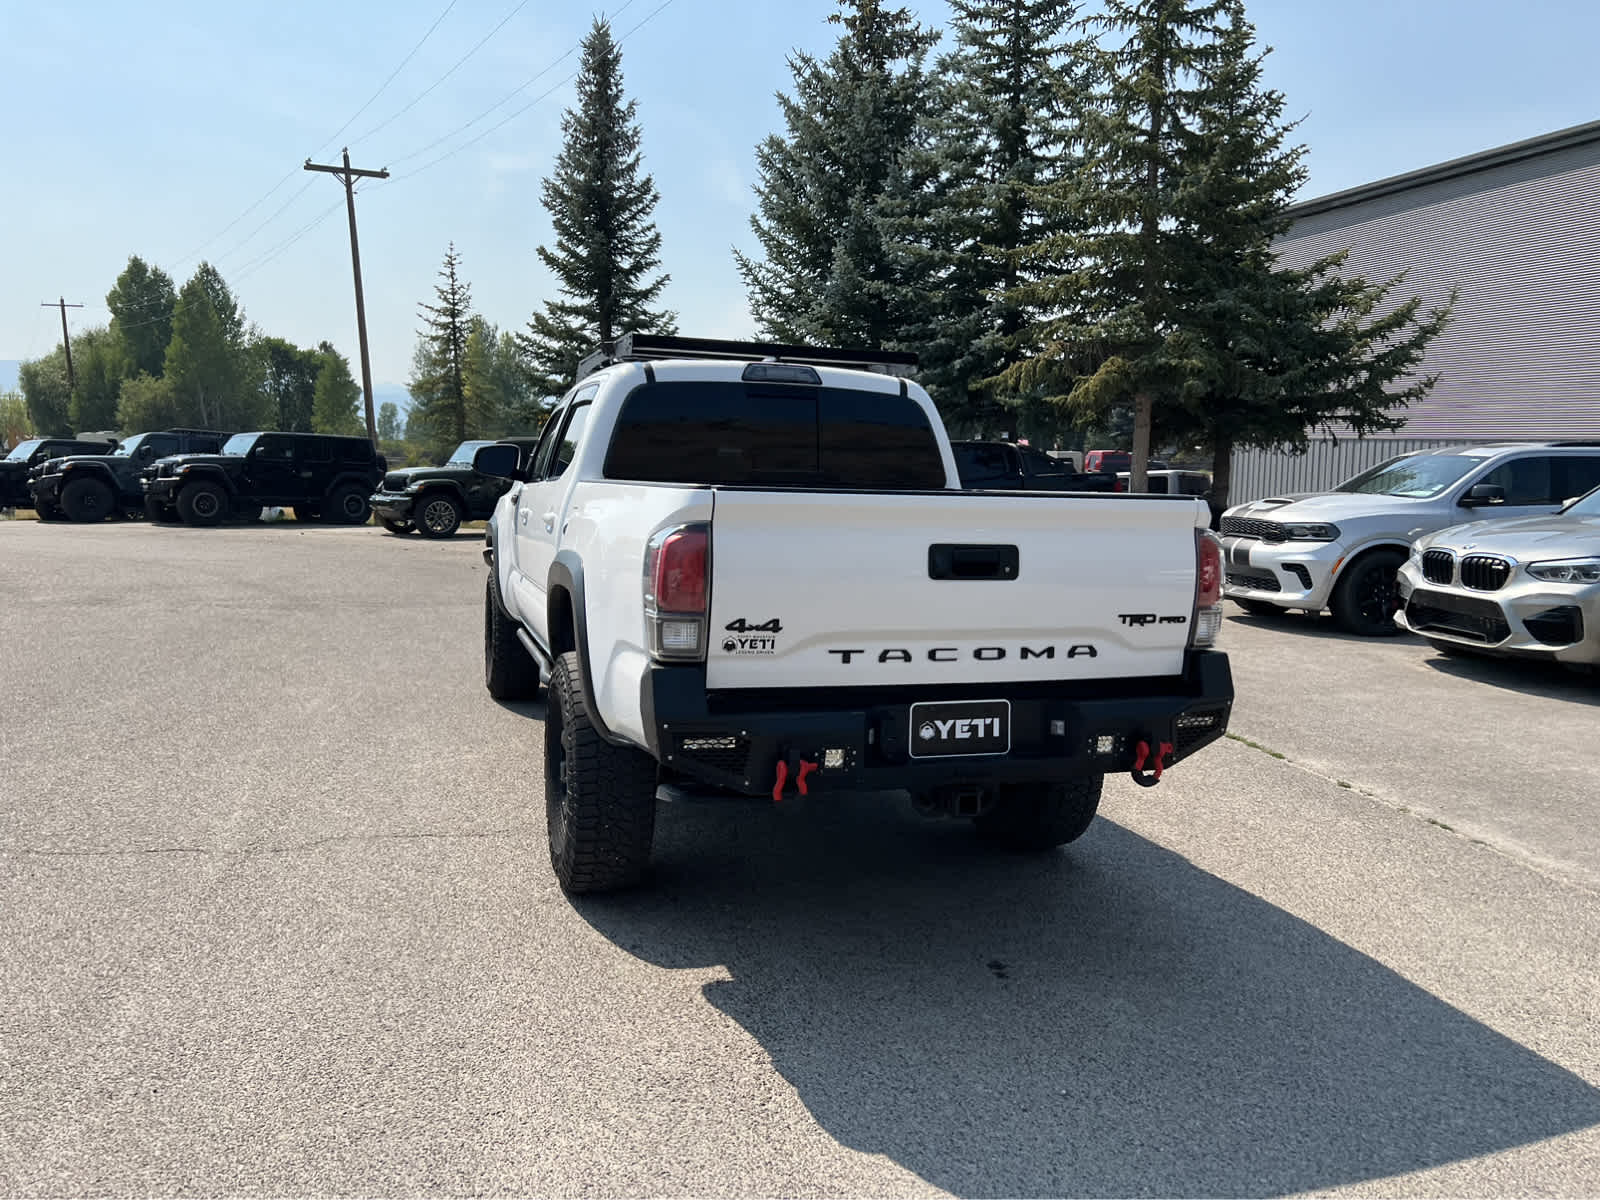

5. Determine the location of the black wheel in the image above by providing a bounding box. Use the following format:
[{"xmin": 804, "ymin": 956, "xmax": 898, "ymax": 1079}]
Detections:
[
  {"xmin": 293, "ymin": 506, "xmax": 321, "ymax": 523},
  {"xmin": 380, "ymin": 517, "xmax": 415, "ymax": 535},
  {"xmin": 1330, "ymin": 549, "xmax": 1407, "ymax": 637},
  {"xmin": 545, "ymin": 650, "xmax": 657, "ymax": 894},
  {"xmin": 60, "ymin": 477, "xmax": 115, "ymax": 523},
  {"xmin": 1234, "ymin": 598, "xmax": 1285, "ymax": 617},
  {"xmin": 35, "ymin": 499, "xmax": 65, "ymax": 522},
  {"xmin": 974, "ymin": 776, "xmax": 1103, "ymax": 851},
  {"xmin": 323, "ymin": 485, "xmax": 370, "ymax": 525},
  {"xmin": 485, "ymin": 572, "xmax": 540, "ymax": 699},
  {"xmin": 175, "ymin": 480, "xmax": 228, "ymax": 527},
  {"xmin": 416, "ymin": 492, "xmax": 463, "ymax": 538},
  {"xmin": 144, "ymin": 496, "xmax": 179, "ymax": 524}
]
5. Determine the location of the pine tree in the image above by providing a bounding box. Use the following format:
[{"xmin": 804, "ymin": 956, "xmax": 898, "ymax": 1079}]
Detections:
[
  {"xmin": 736, "ymin": 0, "xmax": 940, "ymax": 349},
  {"xmin": 519, "ymin": 19, "xmax": 675, "ymax": 392},
  {"xmin": 311, "ymin": 344, "xmax": 363, "ymax": 435},
  {"xmin": 1148, "ymin": 5, "xmax": 1451, "ymax": 515},
  {"xmin": 886, "ymin": 0, "xmax": 1087, "ymax": 436},
  {"xmin": 1003, "ymin": 0, "xmax": 1449, "ymax": 498},
  {"xmin": 408, "ymin": 244, "xmax": 473, "ymax": 457}
]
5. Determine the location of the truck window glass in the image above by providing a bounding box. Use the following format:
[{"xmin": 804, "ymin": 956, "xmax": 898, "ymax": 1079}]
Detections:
[
  {"xmin": 553, "ymin": 403, "xmax": 592, "ymax": 477},
  {"xmin": 603, "ymin": 382, "xmax": 944, "ymax": 489}
]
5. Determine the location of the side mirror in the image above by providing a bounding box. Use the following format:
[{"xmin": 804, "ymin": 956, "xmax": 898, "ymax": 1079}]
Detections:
[
  {"xmin": 474, "ymin": 443, "xmax": 520, "ymax": 479},
  {"xmin": 1460, "ymin": 483, "xmax": 1506, "ymax": 508}
]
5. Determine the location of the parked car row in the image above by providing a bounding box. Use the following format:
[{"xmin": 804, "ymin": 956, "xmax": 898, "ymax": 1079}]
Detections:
[{"xmin": 1220, "ymin": 440, "xmax": 1600, "ymax": 671}]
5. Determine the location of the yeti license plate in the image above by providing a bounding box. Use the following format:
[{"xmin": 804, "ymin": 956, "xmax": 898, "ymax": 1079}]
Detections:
[{"xmin": 908, "ymin": 700, "xmax": 1011, "ymax": 758}]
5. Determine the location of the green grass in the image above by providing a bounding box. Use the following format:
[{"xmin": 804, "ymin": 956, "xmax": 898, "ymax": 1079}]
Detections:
[{"xmin": 1225, "ymin": 732, "xmax": 1286, "ymax": 760}]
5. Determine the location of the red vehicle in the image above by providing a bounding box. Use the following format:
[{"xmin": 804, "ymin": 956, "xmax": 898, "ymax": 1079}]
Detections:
[{"xmin": 1085, "ymin": 450, "xmax": 1169, "ymax": 488}]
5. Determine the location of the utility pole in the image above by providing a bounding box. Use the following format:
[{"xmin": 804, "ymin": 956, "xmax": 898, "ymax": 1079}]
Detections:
[
  {"xmin": 41, "ymin": 298, "xmax": 85, "ymax": 393},
  {"xmin": 304, "ymin": 148, "xmax": 389, "ymax": 446}
]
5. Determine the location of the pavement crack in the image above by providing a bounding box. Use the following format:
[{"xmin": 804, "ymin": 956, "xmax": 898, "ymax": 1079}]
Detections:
[
  {"xmin": 1224, "ymin": 728, "xmax": 1600, "ymax": 900},
  {"xmin": 12, "ymin": 829, "xmax": 517, "ymax": 860}
]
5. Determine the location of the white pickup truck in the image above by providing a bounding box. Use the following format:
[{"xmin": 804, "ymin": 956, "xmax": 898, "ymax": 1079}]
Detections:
[{"xmin": 481, "ymin": 335, "xmax": 1234, "ymax": 893}]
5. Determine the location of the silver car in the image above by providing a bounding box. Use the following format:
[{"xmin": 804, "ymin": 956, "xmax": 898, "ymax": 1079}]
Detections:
[
  {"xmin": 1221, "ymin": 442, "xmax": 1600, "ymax": 635},
  {"xmin": 1395, "ymin": 486, "xmax": 1600, "ymax": 671}
]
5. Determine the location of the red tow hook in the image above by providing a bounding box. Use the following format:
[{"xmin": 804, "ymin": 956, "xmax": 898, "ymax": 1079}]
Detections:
[
  {"xmin": 773, "ymin": 758, "xmax": 820, "ymax": 802},
  {"xmin": 1131, "ymin": 740, "xmax": 1174, "ymax": 789}
]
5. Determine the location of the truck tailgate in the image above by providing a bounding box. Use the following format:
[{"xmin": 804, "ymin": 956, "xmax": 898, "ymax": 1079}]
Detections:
[{"xmin": 705, "ymin": 490, "xmax": 1205, "ymax": 689}]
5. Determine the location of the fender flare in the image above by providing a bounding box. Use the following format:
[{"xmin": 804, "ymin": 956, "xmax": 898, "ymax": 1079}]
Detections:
[
  {"xmin": 548, "ymin": 551, "xmax": 623, "ymax": 745},
  {"xmin": 325, "ymin": 471, "xmax": 377, "ymax": 497},
  {"xmin": 174, "ymin": 465, "xmax": 237, "ymax": 495},
  {"xmin": 410, "ymin": 479, "xmax": 470, "ymax": 509}
]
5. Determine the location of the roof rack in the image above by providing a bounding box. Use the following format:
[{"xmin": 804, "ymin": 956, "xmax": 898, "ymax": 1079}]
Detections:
[{"xmin": 575, "ymin": 333, "xmax": 919, "ymax": 382}]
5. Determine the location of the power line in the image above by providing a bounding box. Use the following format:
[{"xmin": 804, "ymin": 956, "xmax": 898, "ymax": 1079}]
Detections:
[
  {"xmin": 167, "ymin": 0, "xmax": 458, "ymax": 271},
  {"xmin": 388, "ymin": 0, "xmax": 676, "ymax": 180},
  {"xmin": 316, "ymin": 0, "xmax": 461, "ymax": 157},
  {"xmin": 384, "ymin": 0, "xmax": 643, "ymax": 170},
  {"xmin": 353, "ymin": 0, "xmax": 534, "ymax": 146}
]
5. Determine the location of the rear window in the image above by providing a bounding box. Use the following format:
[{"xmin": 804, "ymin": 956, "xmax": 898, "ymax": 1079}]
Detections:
[{"xmin": 602, "ymin": 381, "xmax": 946, "ymax": 489}]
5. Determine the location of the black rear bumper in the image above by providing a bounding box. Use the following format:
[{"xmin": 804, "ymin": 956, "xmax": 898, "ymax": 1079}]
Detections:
[{"xmin": 641, "ymin": 651, "xmax": 1233, "ymax": 797}]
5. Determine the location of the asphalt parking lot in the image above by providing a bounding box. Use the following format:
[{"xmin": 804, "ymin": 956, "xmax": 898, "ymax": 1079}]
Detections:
[{"xmin": 3, "ymin": 520, "xmax": 1598, "ymax": 1196}]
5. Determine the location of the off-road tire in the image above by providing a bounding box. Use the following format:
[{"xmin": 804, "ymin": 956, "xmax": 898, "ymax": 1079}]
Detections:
[
  {"xmin": 545, "ymin": 651, "xmax": 657, "ymax": 894},
  {"xmin": 380, "ymin": 517, "xmax": 415, "ymax": 535},
  {"xmin": 176, "ymin": 480, "xmax": 229, "ymax": 527},
  {"xmin": 60, "ymin": 477, "xmax": 116, "ymax": 523},
  {"xmin": 1330, "ymin": 549, "xmax": 1407, "ymax": 637},
  {"xmin": 975, "ymin": 776, "xmax": 1103, "ymax": 851},
  {"xmin": 144, "ymin": 496, "xmax": 179, "ymax": 523},
  {"xmin": 416, "ymin": 492, "xmax": 463, "ymax": 538},
  {"xmin": 1234, "ymin": 598, "xmax": 1285, "ymax": 617},
  {"xmin": 323, "ymin": 485, "xmax": 370, "ymax": 525},
  {"xmin": 35, "ymin": 499, "xmax": 65, "ymax": 522},
  {"xmin": 484, "ymin": 571, "xmax": 541, "ymax": 700},
  {"xmin": 294, "ymin": 506, "xmax": 321, "ymax": 522}
]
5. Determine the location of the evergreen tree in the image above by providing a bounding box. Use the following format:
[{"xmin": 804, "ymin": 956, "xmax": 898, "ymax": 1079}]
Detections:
[
  {"xmin": 0, "ymin": 391, "xmax": 32, "ymax": 448},
  {"xmin": 736, "ymin": 0, "xmax": 940, "ymax": 349},
  {"xmin": 311, "ymin": 343, "xmax": 363, "ymax": 435},
  {"xmin": 1003, "ymin": 0, "xmax": 1448, "ymax": 497},
  {"xmin": 1149, "ymin": 5, "xmax": 1451, "ymax": 514},
  {"xmin": 519, "ymin": 18, "xmax": 675, "ymax": 392},
  {"xmin": 408, "ymin": 244, "xmax": 473, "ymax": 458},
  {"xmin": 106, "ymin": 256, "xmax": 177, "ymax": 379},
  {"xmin": 887, "ymin": 0, "xmax": 1087, "ymax": 436}
]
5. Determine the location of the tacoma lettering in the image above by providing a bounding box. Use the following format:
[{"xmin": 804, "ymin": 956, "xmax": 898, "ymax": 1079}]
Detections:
[{"xmin": 827, "ymin": 644, "xmax": 1095, "ymax": 663}]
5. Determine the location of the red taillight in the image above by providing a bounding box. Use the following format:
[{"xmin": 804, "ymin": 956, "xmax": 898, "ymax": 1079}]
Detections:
[
  {"xmin": 653, "ymin": 528, "xmax": 708, "ymax": 613},
  {"xmin": 1197, "ymin": 532, "xmax": 1222, "ymax": 608}
]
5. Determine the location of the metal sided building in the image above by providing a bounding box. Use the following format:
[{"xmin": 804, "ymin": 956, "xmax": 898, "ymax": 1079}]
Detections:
[{"xmin": 1230, "ymin": 120, "xmax": 1600, "ymax": 503}]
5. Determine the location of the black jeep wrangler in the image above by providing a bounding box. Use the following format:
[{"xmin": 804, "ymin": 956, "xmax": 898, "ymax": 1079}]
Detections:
[
  {"xmin": 369, "ymin": 437, "xmax": 542, "ymax": 538},
  {"xmin": 141, "ymin": 431, "xmax": 387, "ymax": 527},
  {"xmin": 30, "ymin": 429, "xmax": 230, "ymax": 522},
  {"xmin": 2, "ymin": 437, "xmax": 118, "ymax": 512}
]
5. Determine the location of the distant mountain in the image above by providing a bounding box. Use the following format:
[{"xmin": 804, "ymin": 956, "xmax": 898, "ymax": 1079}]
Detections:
[
  {"xmin": 371, "ymin": 383, "xmax": 411, "ymax": 414},
  {"xmin": 0, "ymin": 361, "xmax": 19, "ymax": 392}
]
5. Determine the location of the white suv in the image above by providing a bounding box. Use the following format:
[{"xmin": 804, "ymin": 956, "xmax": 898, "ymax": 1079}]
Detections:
[{"xmin": 1220, "ymin": 442, "xmax": 1600, "ymax": 635}]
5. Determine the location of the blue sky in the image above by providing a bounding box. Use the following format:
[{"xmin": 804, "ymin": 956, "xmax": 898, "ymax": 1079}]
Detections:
[{"xmin": 3, "ymin": 0, "xmax": 1597, "ymax": 394}]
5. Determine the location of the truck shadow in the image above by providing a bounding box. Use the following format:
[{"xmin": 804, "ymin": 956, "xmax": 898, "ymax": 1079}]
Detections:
[{"xmin": 574, "ymin": 798, "xmax": 1600, "ymax": 1196}]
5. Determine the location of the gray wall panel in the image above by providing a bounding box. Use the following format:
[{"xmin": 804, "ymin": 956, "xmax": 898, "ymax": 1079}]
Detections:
[
  {"xmin": 1276, "ymin": 138, "xmax": 1600, "ymax": 441},
  {"xmin": 1229, "ymin": 438, "xmax": 1487, "ymax": 504}
]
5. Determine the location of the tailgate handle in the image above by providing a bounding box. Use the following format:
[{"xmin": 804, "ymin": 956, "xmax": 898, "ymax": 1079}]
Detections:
[{"xmin": 928, "ymin": 543, "xmax": 1019, "ymax": 581}]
